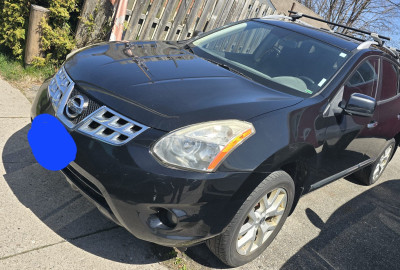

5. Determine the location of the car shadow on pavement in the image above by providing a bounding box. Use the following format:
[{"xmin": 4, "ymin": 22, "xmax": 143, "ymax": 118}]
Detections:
[
  {"xmin": 180, "ymin": 179, "xmax": 400, "ymax": 269},
  {"xmin": 2, "ymin": 124, "xmax": 173, "ymax": 265},
  {"xmin": 5, "ymin": 125, "xmax": 399, "ymax": 269},
  {"xmin": 185, "ymin": 179, "xmax": 400, "ymax": 269},
  {"xmin": 281, "ymin": 179, "xmax": 400, "ymax": 270}
]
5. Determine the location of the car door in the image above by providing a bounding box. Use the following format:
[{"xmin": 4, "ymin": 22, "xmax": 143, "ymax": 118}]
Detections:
[
  {"xmin": 372, "ymin": 58, "xmax": 400, "ymax": 148},
  {"xmin": 306, "ymin": 56, "xmax": 382, "ymax": 190}
]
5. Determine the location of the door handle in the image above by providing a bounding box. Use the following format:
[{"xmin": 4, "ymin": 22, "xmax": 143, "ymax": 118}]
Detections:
[{"xmin": 367, "ymin": 121, "xmax": 378, "ymax": 129}]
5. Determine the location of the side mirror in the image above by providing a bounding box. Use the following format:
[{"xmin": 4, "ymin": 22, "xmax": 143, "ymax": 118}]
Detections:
[{"xmin": 341, "ymin": 93, "xmax": 376, "ymax": 117}]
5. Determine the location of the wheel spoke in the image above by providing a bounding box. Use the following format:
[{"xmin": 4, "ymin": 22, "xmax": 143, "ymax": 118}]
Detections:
[
  {"xmin": 262, "ymin": 193, "xmax": 271, "ymax": 209},
  {"xmin": 260, "ymin": 222, "xmax": 276, "ymax": 234},
  {"xmin": 239, "ymin": 222, "xmax": 254, "ymax": 236},
  {"xmin": 237, "ymin": 226, "xmax": 256, "ymax": 249},
  {"xmin": 256, "ymin": 226, "xmax": 264, "ymax": 246},
  {"xmin": 245, "ymin": 237, "xmax": 255, "ymax": 254},
  {"xmin": 276, "ymin": 193, "xmax": 287, "ymax": 208},
  {"xmin": 267, "ymin": 189, "xmax": 281, "ymax": 207},
  {"xmin": 373, "ymin": 163, "xmax": 381, "ymax": 180},
  {"xmin": 259, "ymin": 222, "xmax": 275, "ymax": 243},
  {"xmin": 275, "ymin": 207, "xmax": 285, "ymax": 216},
  {"xmin": 384, "ymin": 146, "xmax": 392, "ymax": 159},
  {"xmin": 381, "ymin": 146, "xmax": 392, "ymax": 166},
  {"xmin": 374, "ymin": 145, "xmax": 393, "ymax": 181},
  {"xmin": 266, "ymin": 192, "xmax": 286, "ymax": 217},
  {"xmin": 248, "ymin": 209, "xmax": 260, "ymax": 222}
]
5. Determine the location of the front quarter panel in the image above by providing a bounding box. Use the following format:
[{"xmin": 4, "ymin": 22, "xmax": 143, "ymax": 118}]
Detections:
[{"xmin": 221, "ymin": 109, "xmax": 294, "ymax": 172}]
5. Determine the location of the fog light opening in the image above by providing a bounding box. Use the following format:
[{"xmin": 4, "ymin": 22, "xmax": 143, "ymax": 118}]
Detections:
[{"xmin": 157, "ymin": 208, "xmax": 178, "ymax": 228}]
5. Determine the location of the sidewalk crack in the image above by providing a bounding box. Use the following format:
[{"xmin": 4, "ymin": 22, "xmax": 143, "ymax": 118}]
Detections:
[
  {"xmin": 0, "ymin": 240, "xmax": 66, "ymax": 261},
  {"xmin": 0, "ymin": 227, "xmax": 120, "ymax": 261},
  {"xmin": 69, "ymin": 226, "xmax": 120, "ymax": 241}
]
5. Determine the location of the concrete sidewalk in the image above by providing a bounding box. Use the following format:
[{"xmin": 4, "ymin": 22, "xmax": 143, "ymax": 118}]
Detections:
[
  {"xmin": 1, "ymin": 78, "xmax": 399, "ymax": 270},
  {"xmin": 0, "ymin": 80, "xmax": 168, "ymax": 269}
]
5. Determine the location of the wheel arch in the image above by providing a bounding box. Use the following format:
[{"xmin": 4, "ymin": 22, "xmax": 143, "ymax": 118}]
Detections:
[
  {"xmin": 224, "ymin": 143, "xmax": 316, "ymax": 237},
  {"xmin": 252, "ymin": 143, "xmax": 317, "ymax": 215},
  {"xmin": 274, "ymin": 144, "xmax": 315, "ymax": 215},
  {"xmin": 393, "ymin": 132, "xmax": 400, "ymax": 158}
]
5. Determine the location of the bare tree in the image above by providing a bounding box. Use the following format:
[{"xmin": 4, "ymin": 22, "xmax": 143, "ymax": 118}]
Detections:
[{"xmin": 297, "ymin": 0, "xmax": 400, "ymax": 45}]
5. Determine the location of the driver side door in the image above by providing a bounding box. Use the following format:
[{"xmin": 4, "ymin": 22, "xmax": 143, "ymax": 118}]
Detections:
[{"xmin": 307, "ymin": 56, "xmax": 382, "ymax": 190}]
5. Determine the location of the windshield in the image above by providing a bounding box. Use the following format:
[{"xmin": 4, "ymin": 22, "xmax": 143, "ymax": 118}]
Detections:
[{"xmin": 191, "ymin": 21, "xmax": 350, "ymax": 96}]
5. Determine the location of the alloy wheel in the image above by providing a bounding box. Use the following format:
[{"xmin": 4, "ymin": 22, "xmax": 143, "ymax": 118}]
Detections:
[
  {"xmin": 236, "ymin": 188, "xmax": 287, "ymax": 255},
  {"xmin": 372, "ymin": 145, "xmax": 393, "ymax": 181}
]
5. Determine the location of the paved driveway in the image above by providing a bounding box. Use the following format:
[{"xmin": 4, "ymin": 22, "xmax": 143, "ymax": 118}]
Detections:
[{"xmin": 1, "ymin": 78, "xmax": 399, "ymax": 269}]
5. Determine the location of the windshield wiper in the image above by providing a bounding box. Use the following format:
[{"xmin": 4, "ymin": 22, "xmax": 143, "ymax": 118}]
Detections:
[
  {"xmin": 181, "ymin": 45, "xmax": 253, "ymax": 81},
  {"xmin": 182, "ymin": 44, "xmax": 194, "ymax": 54},
  {"xmin": 205, "ymin": 58, "xmax": 253, "ymax": 81}
]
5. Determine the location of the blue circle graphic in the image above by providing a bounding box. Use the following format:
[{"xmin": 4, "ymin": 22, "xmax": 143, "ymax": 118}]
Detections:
[{"xmin": 28, "ymin": 114, "xmax": 77, "ymax": 171}]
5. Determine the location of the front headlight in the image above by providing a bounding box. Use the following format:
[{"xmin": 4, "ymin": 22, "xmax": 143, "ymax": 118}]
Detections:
[{"xmin": 152, "ymin": 120, "xmax": 255, "ymax": 172}]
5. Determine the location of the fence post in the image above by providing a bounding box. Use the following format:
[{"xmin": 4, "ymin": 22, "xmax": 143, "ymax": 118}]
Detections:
[
  {"xmin": 75, "ymin": 0, "xmax": 114, "ymax": 47},
  {"xmin": 110, "ymin": 0, "xmax": 128, "ymax": 41},
  {"xmin": 24, "ymin": 5, "xmax": 49, "ymax": 66}
]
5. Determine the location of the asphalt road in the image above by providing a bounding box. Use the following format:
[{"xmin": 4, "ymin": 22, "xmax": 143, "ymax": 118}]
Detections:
[{"xmin": 1, "ymin": 78, "xmax": 399, "ymax": 269}]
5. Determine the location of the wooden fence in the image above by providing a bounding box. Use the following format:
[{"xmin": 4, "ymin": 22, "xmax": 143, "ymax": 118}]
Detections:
[{"xmin": 122, "ymin": 0, "xmax": 280, "ymax": 41}]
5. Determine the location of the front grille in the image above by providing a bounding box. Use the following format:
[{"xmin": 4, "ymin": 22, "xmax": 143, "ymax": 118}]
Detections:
[
  {"xmin": 78, "ymin": 106, "xmax": 149, "ymax": 145},
  {"xmin": 67, "ymin": 88, "xmax": 101, "ymax": 125},
  {"xmin": 62, "ymin": 166, "xmax": 111, "ymax": 211},
  {"xmin": 47, "ymin": 66, "xmax": 150, "ymax": 145},
  {"xmin": 48, "ymin": 67, "xmax": 74, "ymax": 111}
]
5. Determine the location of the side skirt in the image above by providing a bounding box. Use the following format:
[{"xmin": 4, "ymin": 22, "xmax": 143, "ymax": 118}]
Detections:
[{"xmin": 309, "ymin": 159, "xmax": 373, "ymax": 191}]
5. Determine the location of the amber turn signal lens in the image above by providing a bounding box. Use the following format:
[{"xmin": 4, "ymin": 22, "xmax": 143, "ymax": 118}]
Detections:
[{"xmin": 207, "ymin": 128, "xmax": 254, "ymax": 170}]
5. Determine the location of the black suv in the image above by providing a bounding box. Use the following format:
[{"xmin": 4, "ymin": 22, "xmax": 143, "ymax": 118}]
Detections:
[{"xmin": 31, "ymin": 14, "xmax": 400, "ymax": 267}]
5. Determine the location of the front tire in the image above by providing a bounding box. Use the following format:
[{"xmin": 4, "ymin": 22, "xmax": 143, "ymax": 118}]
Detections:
[{"xmin": 206, "ymin": 171, "xmax": 295, "ymax": 267}]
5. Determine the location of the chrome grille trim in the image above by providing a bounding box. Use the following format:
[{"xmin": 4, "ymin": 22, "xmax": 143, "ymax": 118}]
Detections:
[
  {"xmin": 68, "ymin": 88, "xmax": 101, "ymax": 125},
  {"xmin": 48, "ymin": 67, "xmax": 74, "ymax": 111},
  {"xmin": 78, "ymin": 106, "xmax": 149, "ymax": 145},
  {"xmin": 48, "ymin": 67, "xmax": 77, "ymax": 128},
  {"xmin": 47, "ymin": 67, "xmax": 149, "ymax": 145}
]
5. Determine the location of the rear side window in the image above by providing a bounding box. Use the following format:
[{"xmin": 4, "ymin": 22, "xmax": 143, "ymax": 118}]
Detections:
[
  {"xmin": 380, "ymin": 60, "xmax": 399, "ymax": 100},
  {"xmin": 347, "ymin": 61, "xmax": 378, "ymax": 87},
  {"xmin": 343, "ymin": 57, "xmax": 379, "ymax": 102}
]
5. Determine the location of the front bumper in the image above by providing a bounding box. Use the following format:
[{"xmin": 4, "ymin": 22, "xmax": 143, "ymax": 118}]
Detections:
[{"xmin": 31, "ymin": 80, "xmax": 266, "ymax": 247}]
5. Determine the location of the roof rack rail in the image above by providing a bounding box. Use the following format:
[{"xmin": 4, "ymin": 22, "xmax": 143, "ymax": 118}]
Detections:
[
  {"xmin": 319, "ymin": 28, "xmax": 367, "ymax": 42},
  {"xmin": 355, "ymin": 42, "xmax": 399, "ymax": 60},
  {"xmin": 387, "ymin": 47, "xmax": 400, "ymax": 59},
  {"xmin": 288, "ymin": 11, "xmax": 391, "ymax": 46},
  {"xmin": 336, "ymin": 32, "xmax": 367, "ymax": 42},
  {"xmin": 264, "ymin": 11, "xmax": 399, "ymax": 60},
  {"xmin": 262, "ymin": 15, "xmax": 312, "ymax": 27},
  {"xmin": 357, "ymin": 41, "xmax": 378, "ymax": 50}
]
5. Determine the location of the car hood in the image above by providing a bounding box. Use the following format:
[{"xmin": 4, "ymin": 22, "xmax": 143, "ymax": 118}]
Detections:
[{"xmin": 64, "ymin": 41, "xmax": 303, "ymax": 131}]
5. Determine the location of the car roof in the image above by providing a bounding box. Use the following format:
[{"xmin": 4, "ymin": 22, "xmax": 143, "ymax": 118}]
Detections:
[{"xmin": 254, "ymin": 18, "xmax": 361, "ymax": 52}]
